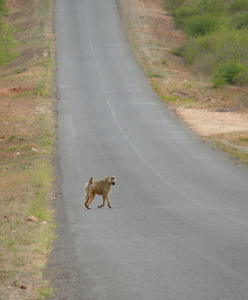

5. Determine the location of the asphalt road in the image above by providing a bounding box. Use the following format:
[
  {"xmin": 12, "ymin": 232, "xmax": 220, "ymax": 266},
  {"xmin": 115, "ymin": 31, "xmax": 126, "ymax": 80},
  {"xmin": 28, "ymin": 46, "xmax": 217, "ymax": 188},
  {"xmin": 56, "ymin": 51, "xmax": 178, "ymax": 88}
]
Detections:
[{"xmin": 50, "ymin": 0, "xmax": 248, "ymax": 299}]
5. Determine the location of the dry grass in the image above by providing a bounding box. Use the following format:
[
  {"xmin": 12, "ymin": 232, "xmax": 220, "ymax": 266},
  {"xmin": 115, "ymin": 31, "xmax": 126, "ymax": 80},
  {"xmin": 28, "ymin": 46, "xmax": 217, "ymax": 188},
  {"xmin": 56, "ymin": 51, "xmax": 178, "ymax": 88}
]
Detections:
[
  {"xmin": 204, "ymin": 132, "xmax": 248, "ymax": 164},
  {"xmin": 0, "ymin": 0, "xmax": 56, "ymax": 298}
]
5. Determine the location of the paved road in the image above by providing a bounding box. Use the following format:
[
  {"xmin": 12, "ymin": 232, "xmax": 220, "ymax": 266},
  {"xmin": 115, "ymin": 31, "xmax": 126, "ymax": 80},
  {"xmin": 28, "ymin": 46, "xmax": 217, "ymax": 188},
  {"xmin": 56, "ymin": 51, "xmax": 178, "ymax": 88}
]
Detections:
[{"xmin": 50, "ymin": 0, "xmax": 248, "ymax": 299}]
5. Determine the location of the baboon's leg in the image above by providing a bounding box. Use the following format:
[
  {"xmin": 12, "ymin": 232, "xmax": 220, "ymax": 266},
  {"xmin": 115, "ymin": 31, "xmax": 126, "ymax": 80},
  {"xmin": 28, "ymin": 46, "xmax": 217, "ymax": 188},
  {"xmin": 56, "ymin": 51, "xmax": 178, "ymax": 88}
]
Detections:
[
  {"xmin": 98, "ymin": 195, "xmax": 106, "ymax": 208},
  {"xmin": 86, "ymin": 194, "xmax": 95, "ymax": 209},
  {"xmin": 84, "ymin": 195, "xmax": 89, "ymax": 208},
  {"xmin": 106, "ymin": 196, "xmax": 112, "ymax": 208}
]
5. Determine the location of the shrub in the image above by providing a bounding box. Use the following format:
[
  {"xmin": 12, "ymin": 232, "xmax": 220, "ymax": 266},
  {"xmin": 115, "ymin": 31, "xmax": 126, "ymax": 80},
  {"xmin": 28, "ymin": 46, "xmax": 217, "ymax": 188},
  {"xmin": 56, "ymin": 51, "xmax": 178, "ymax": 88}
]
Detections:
[
  {"xmin": 213, "ymin": 29, "xmax": 248, "ymax": 63},
  {"xmin": 168, "ymin": 0, "xmax": 248, "ymax": 87},
  {"xmin": 234, "ymin": 66, "xmax": 248, "ymax": 86},
  {"xmin": 181, "ymin": 29, "xmax": 248, "ymax": 75},
  {"xmin": 172, "ymin": 46, "xmax": 186, "ymax": 58},
  {"xmin": 196, "ymin": 0, "xmax": 227, "ymax": 15},
  {"xmin": 229, "ymin": 0, "xmax": 248, "ymax": 13},
  {"xmin": 185, "ymin": 15, "xmax": 221, "ymax": 37},
  {"xmin": 173, "ymin": 6, "xmax": 198, "ymax": 28},
  {"xmin": 182, "ymin": 34, "xmax": 215, "ymax": 65},
  {"xmin": 231, "ymin": 12, "xmax": 248, "ymax": 30},
  {"xmin": 212, "ymin": 61, "xmax": 243, "ymax": 87}
]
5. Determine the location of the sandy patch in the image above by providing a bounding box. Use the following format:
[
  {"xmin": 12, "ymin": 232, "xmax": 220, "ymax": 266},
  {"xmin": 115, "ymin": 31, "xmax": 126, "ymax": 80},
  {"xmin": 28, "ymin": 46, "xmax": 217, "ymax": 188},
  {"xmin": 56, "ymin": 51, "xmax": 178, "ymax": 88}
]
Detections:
[{"xmin": 175, "ymin": 108, "xmax": 248, "ymax": 136}]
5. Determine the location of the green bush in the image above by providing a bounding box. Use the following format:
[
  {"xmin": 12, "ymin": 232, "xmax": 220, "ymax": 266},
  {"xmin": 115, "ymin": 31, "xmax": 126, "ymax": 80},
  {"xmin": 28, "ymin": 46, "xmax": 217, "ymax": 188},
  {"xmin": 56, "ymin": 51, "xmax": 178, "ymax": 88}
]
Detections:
[
  {"xmin": 173, "ymin": 6, "xmax": 198, "ymax": 28},
  {"xmin": 234, "ymin": 66, "xmax": 248, "ymax": 86},
  {"xmin": 185, "ymin": 15, "xmax": 221, "ymax": 37},
  {"xmin": 182, "ymin": 29, "xmax": 248, "ymax": 75},
  {"xmin": 231, "ymin": 12, "xmax": 248, "ymax": 30},
  {"xmin": 196, "ymin": 0, "xmax": 227, "ymax": 15},
  {"xmin": 171, "ymin": 46, "xmax": 186, "ymax": 58},
  {"xmin": 167, "ymin": 0, "xmax": 248, "ymax": 87},
  {"xmin": 229, "ymin": 0, "xmax": 248, "ymax": 13},
  {"xmin": 182, "ymin": 34, "xmax": 215, "ymax": 65},
  {"xmin": 213, "ymin": 61, "xmax": 243, "ymax": 87},
  {"xmin": 212, "ymin": 29, "xmax": 248, "ymax": 63}
]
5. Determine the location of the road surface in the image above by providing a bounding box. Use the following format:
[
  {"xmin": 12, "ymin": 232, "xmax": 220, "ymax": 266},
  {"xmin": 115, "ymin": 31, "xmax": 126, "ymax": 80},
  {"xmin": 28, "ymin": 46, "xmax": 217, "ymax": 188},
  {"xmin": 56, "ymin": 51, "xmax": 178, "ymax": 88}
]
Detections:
[{"xmin": 50, "ymin": 0, "xmax": 248, "ymax": 299}]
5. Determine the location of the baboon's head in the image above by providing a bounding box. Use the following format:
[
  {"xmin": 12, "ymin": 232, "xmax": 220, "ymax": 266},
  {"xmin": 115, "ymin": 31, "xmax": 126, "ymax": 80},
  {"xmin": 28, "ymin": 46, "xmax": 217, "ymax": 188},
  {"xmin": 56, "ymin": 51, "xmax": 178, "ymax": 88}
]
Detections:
[{"xmin": 108, "ymin": 176, "xmax": 116, "ymax": 185}]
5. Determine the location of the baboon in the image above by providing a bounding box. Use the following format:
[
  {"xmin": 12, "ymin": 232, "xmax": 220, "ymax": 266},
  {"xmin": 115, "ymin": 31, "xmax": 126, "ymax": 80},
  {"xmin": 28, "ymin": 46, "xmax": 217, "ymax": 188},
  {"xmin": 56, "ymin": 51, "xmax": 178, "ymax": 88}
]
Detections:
[{"xmin": 84, "ymin": 176, "xmax": 116, "ymax": 209}]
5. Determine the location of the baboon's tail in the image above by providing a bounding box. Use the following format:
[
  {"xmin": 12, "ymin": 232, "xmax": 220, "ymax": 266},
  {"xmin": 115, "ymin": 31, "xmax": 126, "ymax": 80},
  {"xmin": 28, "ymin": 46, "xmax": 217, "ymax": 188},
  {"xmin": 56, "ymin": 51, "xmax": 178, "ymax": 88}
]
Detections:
[
  {"xmin": 84, "ymin": 177, "xmax": 93, "ymax": 208},
  {"xmin": 88, "ymin": 177, "xmax": 93, "ymax": 191},
  {"xmin": 88, "ymin": 177, "xmax": 93, "ymax": 188}
]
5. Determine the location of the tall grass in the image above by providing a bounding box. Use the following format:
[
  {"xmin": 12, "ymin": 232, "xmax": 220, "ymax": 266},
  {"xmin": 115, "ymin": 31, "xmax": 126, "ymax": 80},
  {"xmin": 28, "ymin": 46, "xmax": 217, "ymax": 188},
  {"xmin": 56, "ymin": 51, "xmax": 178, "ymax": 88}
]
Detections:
[
  {"xmin": 0, "ymin": 19, "xmax": 19, "ymax": 66},
  {"xmin": 164, "ymin": 0, "xmax": 248, "ymax": 86}
]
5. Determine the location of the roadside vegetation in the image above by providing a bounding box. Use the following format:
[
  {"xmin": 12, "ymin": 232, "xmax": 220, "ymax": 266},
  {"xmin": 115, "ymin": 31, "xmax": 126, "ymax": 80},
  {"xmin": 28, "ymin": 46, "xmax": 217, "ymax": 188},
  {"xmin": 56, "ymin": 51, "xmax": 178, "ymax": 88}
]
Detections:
[
  {"xmin": 0, "ymin": 0, "xmax": 55, "ymax": 298},
  {"xmin": 118, "ymin": 0, "xmax": 248, "ymax": 166},
  {"xmin": 164, "ymin": 0, "xmax": 248, "ymax": 87}
]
